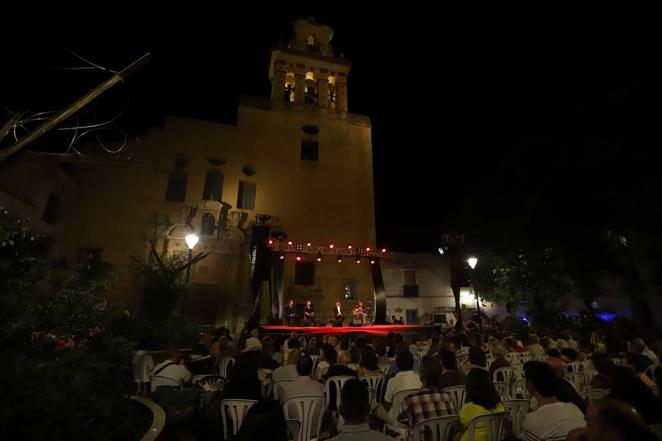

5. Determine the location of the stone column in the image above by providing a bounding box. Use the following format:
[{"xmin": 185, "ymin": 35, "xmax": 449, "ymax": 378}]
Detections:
[
  {"xmin": 317, "ymin": 69, "xmax": 330, "ymax": 109},
  {"xmin": 270, "ymin": 60, "xmax": 287, "ymax": 101},
  {"xmin": 294, "ymin": 64, "xmax": 306, "ymax": 104},
  {"xmin": 336, "ymin": 72, "xmax": 348, "ymax": 112}
]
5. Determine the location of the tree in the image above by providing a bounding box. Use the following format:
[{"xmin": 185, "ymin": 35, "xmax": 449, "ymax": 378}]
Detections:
[
  {"xmin": 0, "ymin": 207, "xmax": 137, "ymax": 440},
  {"xmin": 473, "ymin": 247, "xmax": 577, "ymax": 328}
]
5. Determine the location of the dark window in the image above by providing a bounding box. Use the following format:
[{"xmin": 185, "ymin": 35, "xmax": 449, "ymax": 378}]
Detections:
[
  {"xmin": 201, "ymin": 213, "xmax": 215, "ymax": 236},
  {"xmin": 42, "ymin": 194, "xmax": 61, "ymax": 225},
  {"xmin": 237, "ymin": 181, "xmax": 256, "ymax": 209},
  {"xmin": 202, "ymin": 169, "xmax": 224, "ymax": 201},
  {"xmin": 301, "ymin": 125, "xmax": 319, "ymax": 135},
  {"xmin": 295, "ymin": 261, "xmax": 315, "ymax": 285},
  {"xmin": 301, "ymin": 140, "xmax": 319, "ymax": 161},
  {"xmin": 403, "ymin": 270, "xmax": 418, "ymax": 297},
  {"xmin": 165, "ymin": 172, "xmax": 188, "ymax": 202},
  {"xmin": 404, "ymin": 270, "xmax": 416, "ymax": 286}
]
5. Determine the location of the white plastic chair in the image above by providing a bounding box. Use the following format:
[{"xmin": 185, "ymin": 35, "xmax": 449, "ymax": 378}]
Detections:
[
  {"xmin": 504, "ymin": 352, "xmax": 518, "ymax": 365},
  {"xmin": 493, "ymin": 367, "xmax": 513, "ymax": 384},
  {"xmin": 133, "ymin": 350, "xmax": 155, "ymax": 396},
  {"xmin": 502, "ymin": 399, "xmax": 528, "ymax": 437},
  {"xmin": 309, "ymin": 355, "xmax": 320, "ymax": 373},
  {"xmin": 411, "ymin": 415, "xmax": 459, "ymax": 441},
  {"xmin": 363, "ymin": 374, "xmax": 385, "ymax": 406},
  {"xmin": 220, "ymin": 399, "xmax": 257, "ymax": 439},
  {"xmin": 283, "ymin": 394, "xmax": 324, "ymax": 441},
  {"xmin": 510, "ymin": 377, "xmax": 530, "ymax": 399},
  {"xmin": 466, "ymin": 411, "xmax": 507, "ymax": 441},
  {"xmin": 518, "ymin": 352, "xmax": 531, "ymax": 365},
  {"xmin": 645, "ymin": 365, "xmax": 656, "ymax": 383},
  {"xmin": 581, "ymin": 388, "xmax": 609, "ymax": 402},
  {"xmin": 567, "ymin": 362, "xmax": 581, "ymax": 373},
  {"xmin": 442, "ymin": 385, "xmax": 467, "ymax": 410},
  {"xmin": 324, "ymin": 375, "xmax": 353, "ymax": 412},
  {"xmin": 389, "ymin": 388, "xmax": 420, "ymax": 422},
  {"xmin": 493, "ymin": 381, "xmax": 510, "ymax": 400},
  {"xmin": 286, "ymin": 419, "xmax": 301, "ymax": 441},
  {"xmin": 565, "ymin": 372, "xmax": 585, "ymax": 393},
  {"xmin": 219, "ymin": 356, "xmax": 236, "ymax": 380},
  {"xmin": 262, "ymin": 378, "xmax": 274, "ymax": 399}
]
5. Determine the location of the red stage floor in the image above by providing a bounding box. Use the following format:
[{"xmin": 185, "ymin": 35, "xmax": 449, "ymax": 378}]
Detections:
[{"xmin": 259, "ymin": 324, "xmax": 441, "ymax": 336}]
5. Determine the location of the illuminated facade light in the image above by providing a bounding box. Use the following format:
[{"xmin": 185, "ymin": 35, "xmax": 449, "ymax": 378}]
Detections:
[
  {"xmin": 355, "ymin": 256, "xmax": 361, "ymax": 264},
  {"xmin": 295, "ymin": 254, "xmax": 302, "ymax": 262},
  {"xmin": 279, "ymin": 251, "xmax": 285, "ymax": 260},
  {"xmin": 329, "ymin": 244, "xmax": 335, "ymax": 249},
  {"xmin": 336, "ymin": 255, "xmax": 343, "ymax": 263},
  {"xmin": 316, "ymin": 252, "xmax": 322, "ymax": 262},
  {"xmin": 306, "ymin": 242, "xmax": 312, "ymax": 247}
]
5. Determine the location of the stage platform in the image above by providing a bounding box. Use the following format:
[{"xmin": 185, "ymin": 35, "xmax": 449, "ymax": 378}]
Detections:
[{"xmin": 259, "ymin": 324, "xmax": 442, "ymax": 337}]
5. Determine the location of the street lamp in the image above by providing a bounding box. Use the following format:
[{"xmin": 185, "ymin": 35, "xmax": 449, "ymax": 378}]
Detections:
[
  {"xmin": 467, "ymin": 256, "xmax": 481, "ymax": 341},
  {"xmin": 185, "ymin": 233, "xmax": 199, "ymax": 283}
]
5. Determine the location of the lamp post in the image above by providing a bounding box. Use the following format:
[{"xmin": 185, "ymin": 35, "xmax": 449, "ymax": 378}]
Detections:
[
  {"xmin": 185, "ymin": 233, "xmax": 199, "ymax": 284},
  {"xmin": 467, "ymin": 256, "xmax": 482, "ymax": 342}
]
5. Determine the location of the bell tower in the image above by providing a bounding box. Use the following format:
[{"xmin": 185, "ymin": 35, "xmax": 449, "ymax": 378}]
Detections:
[{"xmin": 269, "ymin": 17, "xmax": 351, "ymax": 113}]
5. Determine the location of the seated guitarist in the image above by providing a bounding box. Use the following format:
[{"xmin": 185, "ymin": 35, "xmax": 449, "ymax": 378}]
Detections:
[
  {"xmin": 353, "ymin": 301, "xmax": 367, "ymax": 325},
  {"xmin": 303, "ymin": 299, "xmax": 315, "ymax": 324},
  {"xmin": 285, "ymin": 299, "xmax": 297, "ymax": 326}
]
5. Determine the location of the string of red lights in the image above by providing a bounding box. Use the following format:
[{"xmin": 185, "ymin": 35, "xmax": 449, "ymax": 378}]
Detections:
[{"xmin": 266, "ymin": 240, "xmax": 390, "ymax": 264}]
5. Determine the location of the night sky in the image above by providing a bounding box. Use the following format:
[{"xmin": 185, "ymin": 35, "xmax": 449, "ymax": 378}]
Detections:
[{"xmin": 3, "ymin": 10, "xmax": 661, "ymax": 252}]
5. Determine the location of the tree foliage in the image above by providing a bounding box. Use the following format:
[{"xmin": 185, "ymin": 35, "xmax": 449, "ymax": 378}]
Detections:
[{"xmin": 0, "ymin": 207, "xmax": 138, "ymax": 440}]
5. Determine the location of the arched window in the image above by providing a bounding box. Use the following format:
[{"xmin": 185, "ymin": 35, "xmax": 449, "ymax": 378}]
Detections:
[
  {"xmin": 202, "ymin": 169, "xmax": 224, "ymax": 201},
  {"xmin": 201, "ymin": 213, "xmax": 215, "ymax": 236}
]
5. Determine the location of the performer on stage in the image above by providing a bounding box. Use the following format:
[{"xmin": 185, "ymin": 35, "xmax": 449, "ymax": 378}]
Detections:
[
  {"xmin": 285, "ymin": 299, "xmax": 297, "ymax": 326},
  {"xmin": 353, "ymin": 300, "xmax": 367, "ymax": 325},
  {"xmin": 333, "ymin": 300, "xmax": 344, "ymax": 323},
  {"xmin": 303, "ymin": 299, "xmax": 315, "ymax": 324}
]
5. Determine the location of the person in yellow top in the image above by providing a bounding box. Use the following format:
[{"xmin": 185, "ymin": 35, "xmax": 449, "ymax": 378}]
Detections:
[{"xmin": 456, "ymin": 368, "xmax": 505, "ymax": 441}]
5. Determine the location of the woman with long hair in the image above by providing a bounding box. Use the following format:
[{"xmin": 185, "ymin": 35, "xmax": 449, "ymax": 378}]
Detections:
[{"xmin": 457, "ymin": 368, "xmax": 504, "ymax": 441}]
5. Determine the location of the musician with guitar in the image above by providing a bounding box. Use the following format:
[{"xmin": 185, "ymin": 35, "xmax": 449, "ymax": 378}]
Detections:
[{"xmin": 353, "ymin": 300, "xmax": 368, "ymax": 325}]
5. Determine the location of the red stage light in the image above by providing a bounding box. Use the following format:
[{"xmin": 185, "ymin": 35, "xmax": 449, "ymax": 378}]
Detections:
[
  {"xmin": 296, "ymin": 255, "xmax": 302, "ymax": 262},
  {"xmin": 268, "ymin": 239, "xmax": 273, "ymax": 245}
]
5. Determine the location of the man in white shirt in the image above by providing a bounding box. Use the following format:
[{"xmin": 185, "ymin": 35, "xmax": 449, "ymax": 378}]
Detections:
[
  {"xmin": 149, "ymin": 349, "xmax": 192, "ymax": 392},
  {"xmin": 374, "ymin": 349, "xmax": 422, "ymax": 424},
  {"xmin": 521, "ymin": 361, "xmax": 585, "ymax": 441},
  {"xmin": 281, "ymin": 354, "xmax": 324, "ymax": 403},
  {"xmin": 273, "ymin": 348, "xmax": 301, "ymax": 397}
]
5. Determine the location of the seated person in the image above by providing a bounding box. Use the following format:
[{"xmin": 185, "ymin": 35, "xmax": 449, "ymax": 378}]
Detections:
[
  {"xmin": 457, "ymin": 368, "xmax": 505, "ymax": 441},
  {"xmin": 328, "ymin": 379, "xmax": 392, "ymax": 441},
  {"xmin": 521, "ymin": 361, "xmax": 585, "ymax": 441},
  {"xmin": 397, "ymin": 355, "xmax": 456, "ymax": 428},
  {"xmin": 438, "ymin": 348, "xmax": 467, "ymax": 389},
  {"xmin": 149, "ymin": 349, "xmax": 192, "ymax": 391},
  {"xmin": 566, "ymin": 399, "xmax": 657, "ymax": 441}
]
